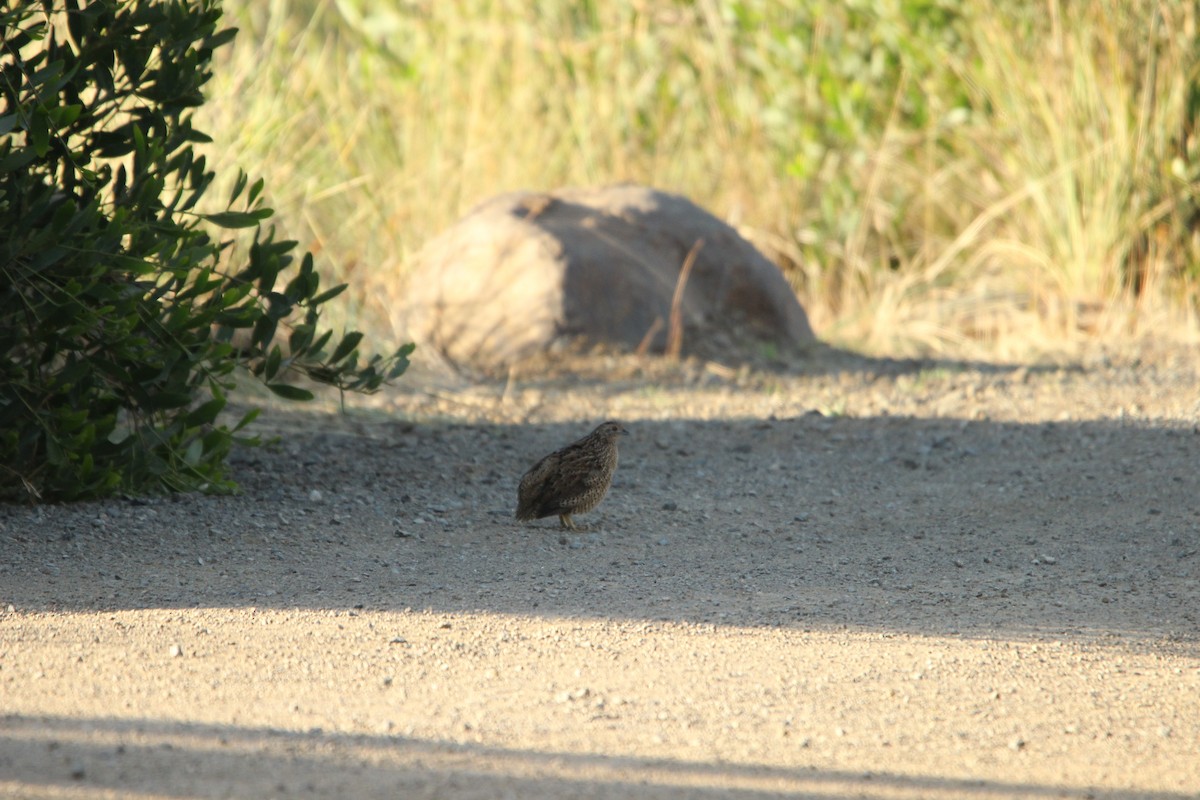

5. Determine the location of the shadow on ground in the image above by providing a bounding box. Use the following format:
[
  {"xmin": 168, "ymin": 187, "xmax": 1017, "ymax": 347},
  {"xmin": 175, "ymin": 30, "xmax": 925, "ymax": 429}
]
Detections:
[
  {"xmin": 464, "ymin": 341, "xmax": 1084, "ymax": 391},
  {"xmin": 1, "ymin": 713, "xmax": 1189, "ymax": 800},
  {"xmin": 2, "ymin": 409, "xmax": 1197, "ymax": 648}
]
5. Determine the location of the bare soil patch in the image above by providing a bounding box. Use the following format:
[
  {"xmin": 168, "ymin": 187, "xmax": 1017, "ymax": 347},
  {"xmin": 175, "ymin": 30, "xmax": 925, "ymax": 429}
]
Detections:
[{"xmin": 3, "ymin": 343, "xmax": 1199, "ymax": 799}]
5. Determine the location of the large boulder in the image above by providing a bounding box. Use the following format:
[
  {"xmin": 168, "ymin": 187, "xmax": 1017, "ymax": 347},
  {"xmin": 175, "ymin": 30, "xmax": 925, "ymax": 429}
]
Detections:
[{"xmin": 402, "ymin": 185, "xmax": 815, "ymax": 367}]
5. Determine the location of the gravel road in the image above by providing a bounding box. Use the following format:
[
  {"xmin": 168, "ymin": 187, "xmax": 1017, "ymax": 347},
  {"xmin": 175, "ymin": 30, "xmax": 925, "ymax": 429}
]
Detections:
[{"xmin": 2, "ymin": 343, "xmax": 1199, "ymax": 799}]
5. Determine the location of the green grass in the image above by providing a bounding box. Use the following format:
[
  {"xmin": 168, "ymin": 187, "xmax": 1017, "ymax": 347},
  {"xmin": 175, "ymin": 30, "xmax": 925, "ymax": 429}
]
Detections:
[{"xmin": 197, "ymin": 0, "xmax": 1200, "ymax": 359}]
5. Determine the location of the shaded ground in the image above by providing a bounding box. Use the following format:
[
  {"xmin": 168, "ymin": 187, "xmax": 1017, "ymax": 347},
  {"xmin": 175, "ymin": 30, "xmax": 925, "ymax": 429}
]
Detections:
[{"xmin": 2, "ymin": 343, "xmax": 1199, "ymax": 799}]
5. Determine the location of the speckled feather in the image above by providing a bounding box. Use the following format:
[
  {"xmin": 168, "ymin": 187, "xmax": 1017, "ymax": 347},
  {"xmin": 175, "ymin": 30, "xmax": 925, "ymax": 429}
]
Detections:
[{"xmin": 516, "ymin": 421, "xmax": 629, "ymax": 529}]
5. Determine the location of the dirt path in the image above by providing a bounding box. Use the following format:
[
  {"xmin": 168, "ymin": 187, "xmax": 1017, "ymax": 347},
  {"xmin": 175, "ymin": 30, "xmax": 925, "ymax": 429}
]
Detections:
[{"xmin": 2, "ymin": 344, "xmax": 1199, "ymax": 799}]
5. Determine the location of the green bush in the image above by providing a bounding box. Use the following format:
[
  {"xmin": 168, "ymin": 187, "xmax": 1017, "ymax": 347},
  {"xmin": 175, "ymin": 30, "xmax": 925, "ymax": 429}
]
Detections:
[{"xmin": 0, "ymin": 1, "xmax": 412, "ymax": 503}]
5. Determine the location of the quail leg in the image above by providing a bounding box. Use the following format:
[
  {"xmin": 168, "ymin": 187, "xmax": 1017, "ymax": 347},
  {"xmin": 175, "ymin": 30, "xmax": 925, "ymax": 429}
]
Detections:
[{"xmin": 558, "ymin": 514, "xmax": 575, "ymax": 530}]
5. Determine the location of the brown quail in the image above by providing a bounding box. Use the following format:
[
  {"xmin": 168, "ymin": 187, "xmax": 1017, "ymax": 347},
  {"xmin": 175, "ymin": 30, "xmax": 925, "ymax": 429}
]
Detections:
[{"xmin": 515, "ymin": 421, "xmax": 629, "ymax": 530}]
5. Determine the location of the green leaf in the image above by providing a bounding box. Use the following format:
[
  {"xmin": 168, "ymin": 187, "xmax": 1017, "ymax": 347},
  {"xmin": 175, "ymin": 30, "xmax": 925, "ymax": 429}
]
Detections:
[
  {"xmin": 310, "ymin": 330, "xmax": 333, "ymax": 356},
  {"xmin": 331, "ymin": 331, "xmax": 364, "ymax": 363},
  {"xmin": 185, "ymin": 395, "xmax": 225, "ymax": 427},
  {"xmin": 183, "ymin": 438, "xmax": 204, "ymax": 466},
  {"xmin": 266, "ymin": 383, "xmax": 314, "ymax": 401},
  {"xmin": 264, "ymin": 345, "xmax": 282, "ymax": 380},
  {"xmin": 146, "ymin": 391, "xmax": 194, "ymax": 410},
  {"xmin": 288, "ymin": 323, "xmax": 315, "ymax": 354},
  {"xmin": 107, "ymin": 426, "xmax": 133, "ymax": 445},
  {"xmin": 228, "ymin": 169, "xmax": 248, "ymax": 205},
  {"xmin": 204, "ymin": 208, "xmax": 273, "ymax": 228},
  {"xmin": 219, "ymin": 283, "xmax": 253, "ymax": 308},
  {"xmin": 205, "ymin": 27, "xmax": 239, "ymax": 50},
  {"xmin": 29, "ymin": 113, "xmax": 51, "ymax": 156},
  {"xmin": 233, "ymin": 408, "xmax": 261, "ymax": 432},
  {"xmin": 251, "ymin": 315, "xmax": 277, "ymax": 349},
  {"xmin": 389, "ymin": 343, "xmax": 416, "ymax": 377},
  {"xmin": 0, "ymin": 147, "xmax": 38, "ymax": 173},
  {"xmin": 311, "ymin": 284, "xmax": 348, "ymax": 305},
  {"xmin": 50, "ymin": 104, "xmax": 83, "ymax": 128},
  {"xmin": 265, "ymin": 291, "xmax": 293, "ymax": 320},
  {"xmin": 247, "ymin": 176, "xmax": 265, "ymax": 206}
]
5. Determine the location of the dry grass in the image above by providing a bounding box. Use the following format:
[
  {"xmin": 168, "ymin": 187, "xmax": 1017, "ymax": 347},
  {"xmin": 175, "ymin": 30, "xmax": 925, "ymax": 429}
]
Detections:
[{"xmin": 197, "ymin": 0, "xmax": 1200, "ymax": 361}]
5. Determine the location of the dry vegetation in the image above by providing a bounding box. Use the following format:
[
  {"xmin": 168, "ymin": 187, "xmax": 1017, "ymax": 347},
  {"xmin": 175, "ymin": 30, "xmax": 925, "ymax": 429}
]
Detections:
[{"xmin": 197, "ymin": 0, "xmax": 1200, "ymax": 360}]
